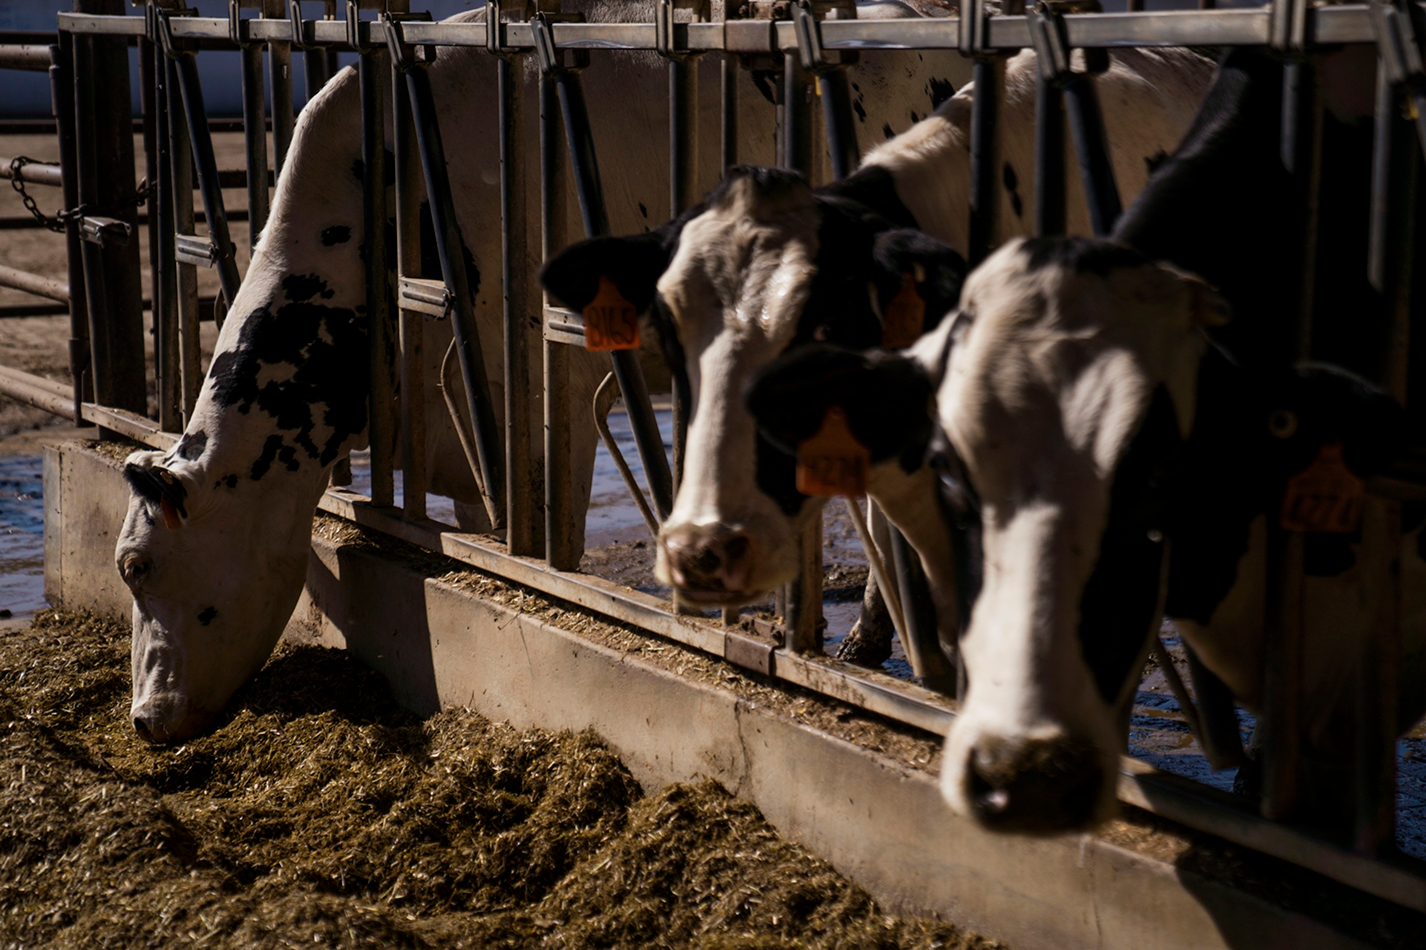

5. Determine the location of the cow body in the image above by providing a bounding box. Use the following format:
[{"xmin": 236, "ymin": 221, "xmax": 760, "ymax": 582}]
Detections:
[
  {"xmin": 749, "ymin": 49, "xmax": 1425, "ymax": 832},
  {"xmin": 114, "ymin": 3, "xmax": 983, "ymax": 742},
  {"xmin": 542, "ymin": 48, "xmax": 1215, "ymax": 646}
]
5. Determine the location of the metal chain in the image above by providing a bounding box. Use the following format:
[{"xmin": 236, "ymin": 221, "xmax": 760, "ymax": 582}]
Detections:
[{"xmin": 9, "ymin": 156, "xmax": 151, "ymax": 233}]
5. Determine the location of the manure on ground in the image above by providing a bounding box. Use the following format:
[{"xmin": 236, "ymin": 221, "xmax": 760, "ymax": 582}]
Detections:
[{"xmin": 0, "ymin": 609, "xmax": 1000, "ymax": 949}]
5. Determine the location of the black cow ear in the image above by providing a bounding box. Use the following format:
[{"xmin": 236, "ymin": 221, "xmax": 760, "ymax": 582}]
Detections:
[
  {"xmin": 123, "ymin": 451, "xmax": 192, "ymax": 529},
  {"xmin": 870, "ymin": 229, "xmax": 968, "ymax": 343},
  {"xmin": 746, "ymin": 343, "xmax": 937, "ymax": 471},
  {"xmin": 540, "ymin": 231, "xmax": 672, "ymax": 314},
  {"xmin": 1283, "ymin": 364, "xmax": 1405, "ymax": 477}
]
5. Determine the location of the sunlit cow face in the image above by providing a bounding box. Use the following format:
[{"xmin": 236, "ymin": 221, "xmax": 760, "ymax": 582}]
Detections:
[
  {"xmin": 540, "ymin": 166, "xmax": 965, "ymax": 606},
  {"xmin": 925, "ymin": 238, "xmax": 1228, "ymax": 829},
  {"xmin": 117, "ymin": 450, "xmax": 321, "ymax": 743}
]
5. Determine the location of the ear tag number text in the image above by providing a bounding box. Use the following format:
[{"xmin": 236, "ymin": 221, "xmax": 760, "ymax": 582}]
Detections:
[
  {"xmin": 796, "ymin": 406, "xmax": 870, "ymax": 498},
  {"xmin": 583, "ymin": 275, "xmax": 641, "ymax": 351},
  {"xmin": 1280, "ymin": 442, "xmax": 1365, "ymax": 534}
]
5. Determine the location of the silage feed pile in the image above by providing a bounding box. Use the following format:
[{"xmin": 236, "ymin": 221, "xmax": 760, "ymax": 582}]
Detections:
[{"xmin": 0, "ymin": 611, "xmax": 999, "ymax": 950}]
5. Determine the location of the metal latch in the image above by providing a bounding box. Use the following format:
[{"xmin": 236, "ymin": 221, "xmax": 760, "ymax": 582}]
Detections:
[
  {"xmin": 80, "ymin": 216, "xmax": 131, "ymax": 248},
  {"xmin": 397, "ymin": 275, "xmax": 452, "ymax": 319},
  {"xmin": 174, "ymin": 232, "xmax": 224, "ymax": 268}
]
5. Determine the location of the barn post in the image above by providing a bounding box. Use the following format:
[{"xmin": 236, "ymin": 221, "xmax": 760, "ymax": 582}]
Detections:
[
  {"xmin": 1259, "ymin": 3, "xmax": 1321, "ymax": 824},
  {"xmin": 162, "ymin": 51, "xmax": 201, "ymax": 421},
  {"xmin": 359, "ymin": 32, "xmax": 395, "ymax": 509},
  {"xmin": 49, "ymin": 33, "xmax": 92, "ymax": 422},
  {"xmin": 235, "ymin": 6, "xmax": 271, "ymax": 253},
  {"xmin": 270, "ymin": 15, "xmax": 296, "ymax": 176},
  {"xmin": 390, "ymin": 40, "xmax": 425, "ymax": 521},
  {"xmin": 962, "ymin": 0, "xmax": 1004, "ymax": 268},
  {"xmin": 1353, "ymin": 24, "xmax": 1420, "ymax": 853},
  {"xmin": 73, "ymin": 0, "xmax": 147, "ymax": 434}
]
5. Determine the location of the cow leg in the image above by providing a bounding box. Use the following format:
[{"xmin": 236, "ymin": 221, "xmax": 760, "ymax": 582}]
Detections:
[{"xmin": 837, "ymin": 502, "xmax": 895, "ymax": 667}]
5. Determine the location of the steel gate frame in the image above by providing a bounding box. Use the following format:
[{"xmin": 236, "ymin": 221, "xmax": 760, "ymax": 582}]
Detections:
[{"xmin": 3, "ymin": 0, "xmax": 1421, "ymax": 915}]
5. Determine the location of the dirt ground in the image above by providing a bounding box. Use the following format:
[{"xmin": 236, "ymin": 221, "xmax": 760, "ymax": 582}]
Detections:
[{"xmin": 0, "ymin": 609, "xmax": 999, "ymax": 950}]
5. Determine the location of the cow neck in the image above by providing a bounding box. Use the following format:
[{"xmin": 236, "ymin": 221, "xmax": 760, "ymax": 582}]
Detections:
[
  {"xmin": 815, "ymin": 165, "xmax": 919, "ymax": 232},
  {"xmin": 181, "ymin": 66, "xmax": 370, "ymax": 504}
]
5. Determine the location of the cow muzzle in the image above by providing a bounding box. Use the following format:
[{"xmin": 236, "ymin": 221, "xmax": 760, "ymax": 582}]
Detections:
[
  {"xmin": 659, "ymin": 524, "xmax": 761, "ymax": 605},
  {"xmin": 954, "ymin": 734, "xmax": 1106, "ymax": 833},
  {"xmin": 130, "ymin": 693, "xmax": 214, "ymax": 745}
]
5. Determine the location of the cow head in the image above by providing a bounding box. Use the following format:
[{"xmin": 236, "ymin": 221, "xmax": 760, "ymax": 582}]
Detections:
[
  {"xmin": 541, "ymin": 165, "xmax": 965, "ymax": 605},
  {"xmin": 117, "ymin": 442, "xmax": 326, "ymax": 743},
  {"xmin": 752, "ymin": 236, "xmax": 1228, "ymax": 831}
]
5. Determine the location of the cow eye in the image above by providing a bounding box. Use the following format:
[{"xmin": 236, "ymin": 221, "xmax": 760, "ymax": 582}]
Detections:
[{"xmin": 120, "ymin": 555, "xmax": 153, "ymax": 590}]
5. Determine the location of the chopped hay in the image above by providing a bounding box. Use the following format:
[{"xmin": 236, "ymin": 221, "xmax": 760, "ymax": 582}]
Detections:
[{"xmin": 0, "ymin": 609, "xmax": 1000, "ymax": 949}]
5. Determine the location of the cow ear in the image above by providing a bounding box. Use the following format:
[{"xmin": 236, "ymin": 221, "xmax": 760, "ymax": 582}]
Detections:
[
  {"xmin": 1165, "ymin": 267, "xmax": 1231, "ymax": 327},
  {"xmin": 1278, "ymin": 364, "xmax": 1404, "ymax": 477},
  {"xmin": 746, "ymin": 344, "xmax": 937, "ymax": 472},
  {"xmin": 123, "ymin": 450, "xmax": 195, "ymax": 530},
  {"xmin": 539, "ymin": 231, "xmax": 672, "ymax": 315},
  {"xmin": 870, "ymin": 229, "xmax": 968, "ymax": 347}
]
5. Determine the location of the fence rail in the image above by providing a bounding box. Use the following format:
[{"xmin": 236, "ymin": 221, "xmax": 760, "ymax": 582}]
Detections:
[{"xmin": 2, "ymin": 0, "xmax": 1421, "ymax": 921}]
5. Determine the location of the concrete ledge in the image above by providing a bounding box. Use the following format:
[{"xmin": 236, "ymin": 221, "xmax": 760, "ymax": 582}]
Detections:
[{"xmin": 46, "ymin": 439, "xmax": 1397, "ymax": 950}]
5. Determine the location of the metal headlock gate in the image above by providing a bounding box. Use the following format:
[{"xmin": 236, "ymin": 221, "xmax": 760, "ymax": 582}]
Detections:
[{"xmin": 2, "ymin": 0, "xmax": 1425, "ymax": 916}]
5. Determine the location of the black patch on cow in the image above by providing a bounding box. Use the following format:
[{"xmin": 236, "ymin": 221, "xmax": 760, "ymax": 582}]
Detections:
[
  {"xmin": 928, "ymin": 77, "xmax": 956, "ymax": 109},
  {"xmin": 1078, "ymin": 387, "xmax": 1183, "ymax": 705},
  {"xmin": 852, "ymin": 96, "xmax": 866, "ymax": 123},
  {"xmin": 350, "ymin": 150, "xmax": 397, "ymax": 188},
  {"xmin": 882, "ymin": 122, "xmax": 895, "ymax": 141},
  {"xmin": 747, "ymin": 344, "xmax": 938, "ymax": 476},
  {"xmin": 638, "ymin": 202, "xmax": 648, "ymax": 219},
  {"xmin": 197, "ymin": 606, "xmax": 217, "ymax": 626},
  {"xmin": 283, "ymin": 273, "xmax": 336, "ymax": 303},
  {"xmin": 321, "ymin": 225, "xmax": 352, "ymax": 246},
  {"xmin": 208, "ymin": 274, "xmax": 368, "ymax": 477},
  {"xmin": 1022, "ymin": 236, "xmax": 1149, "ymax": 279},
  {"xmin": 909, "ymin": 111, "xmax": 921, "ymax": 125},
  {"xmin": 1003, "ymin": 163, "xmax": 1023, "ymax": 219},
  {"xmin": 174, "ymin": 430, "xmax": 207, "ymax": 461},
  {"xmin": 213, "ymin": 473, "xmax": 239, "ymax": 490}
]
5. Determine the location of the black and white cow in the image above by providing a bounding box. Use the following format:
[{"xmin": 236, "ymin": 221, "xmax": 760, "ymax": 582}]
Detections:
[
  {"xmin": 748, "ymin": 49, "xmax": 1426, "ymax": 832},
  {"xmin": 541, "ymin": 47, "xmax": 1214, "ymax": 668},
  {"xmin": 113, "ymin": 4, "xmax": 983, "ymax": 743}
]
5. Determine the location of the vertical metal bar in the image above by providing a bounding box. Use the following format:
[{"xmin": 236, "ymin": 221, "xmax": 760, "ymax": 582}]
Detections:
[
  {"xmin": 269, "ymin": 41, "xmax": 296, "ymax": 177},
  {"xmin": 1062, "ymin": 75, "xmax": 1122, "ymax": 238},
  {"xmin": 304, "ymin": 46, "xmax": 332, "ymax": 100},
  {"xmin": 552, "ymin": 67, "xmax": 676, "ymax": 522},
  {"xmin": 784, "ymin": 516, "xmax": 823, "ymax": 653},
  {"xmin": 393, "ymin": 55, "xmax": 426, "ymax": 522},
  {"xmin": 73, "ymin": 3, "xmax": 146, "ymax": 427},
  {"xmin": 721, "ymin": 53, "xmax": 737, "ymax": 173},
  {"xmin": 1261, "ymin": 57, "xmax": 1321, "ymax": 825},
  {"xmin": 51, "ymin": 35, "xmax": 91, "ymax": 423},
  {"xmin": 1355, "ymin": 58, "xmax": 1415, "ymax": 856},
  {"xmin": 668, "ymin": 56, "xmax": 694, "ymax": 487},
  {"xmin": 171, "ymin": 50, "xmax": 243, "ymax": 310},
  {"xmin": 818, "ymin": 69, "xmax": 859, "ymax": 182},
  {"xmin": 143, "ymin": 35, "xmax": 179, "ymax": 432},
  {"xmin": 361, "ymin": 50, "xmax": 394, "ymax": 508},
  {"xmin": 167, "ymin": 54, "xmax": 201, "ymax": 420},
  {"xmin": 406, "ymin": 65, "xmax": 506, "ymax": 526},
  {"xmin": 1033, "ymin": 71, "xmax": 1065, "ymax": 238},
  {"xmin": 241, "ymin": 43, "xmax": 271, "ymax": 251},
  {"xmin": 779, "ymin": 50, "xmax": 812, "ymax": 177},
  {"xmin": 543, "ymin": 73, "xmax": 579, "ymax": 568},
  {"xmin": 501, "ymin": 54, "xmax": 540, "ymax": 555},
  {"xmin": 967, "ymin": 57, "xmax": 1003, "ymax": 267}
]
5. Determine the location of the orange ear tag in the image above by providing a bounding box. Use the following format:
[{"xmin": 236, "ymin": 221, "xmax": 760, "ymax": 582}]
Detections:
[
  {"xmin": 158, "ymin": 495, "xmax": 183, "ymax": 530},
  {"xmin": 1279, "ymin": 442, "xmax": 1365, "ymax": 533},
  {"xmin": 796, "ymin": 406, "xmax": 871, "ymax": 497},
  {"xmin": 881, "ymin": 272, "xmax": 926, "ymax": 348},
  {"xmin": 582, "ymin": 275, "xmax": 641, "ymax": 351}
]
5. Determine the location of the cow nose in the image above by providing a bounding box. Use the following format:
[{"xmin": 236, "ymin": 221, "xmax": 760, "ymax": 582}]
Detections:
[
  {"xmin": 132, "ymin": 714, "xmax": 161, "ymax": 744},
  {"xmin": 965, "ymin": 736, "xmax": 1103, "ymax": 832},
  {"xmin": 662, "ymin": 526, "xmax": 756, "ymax": 594}
]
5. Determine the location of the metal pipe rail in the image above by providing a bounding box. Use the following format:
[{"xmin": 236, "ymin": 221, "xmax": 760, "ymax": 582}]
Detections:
[
  {"xmin": 0, "ymin": 44, "xmax": 53, "ymax": 70},
  {"xmin": 0, "ymin": 365, "xmax": 75, "ymax": 420},
  {"xmin": 58, "ymin": 6, "xmax": 1426, "ymax": 52},
  {"xmin": 0, "ymin": 263, "xmax": 69, "ymax": 303}
]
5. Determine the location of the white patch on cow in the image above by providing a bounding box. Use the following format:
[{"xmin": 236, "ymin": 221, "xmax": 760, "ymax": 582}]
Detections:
[
  {"xmin": 922, "ymin": 239, "xmax": 1218, "ymax": 823},
  {"xmin": 655, "ymin": 176, "xmax": 820, "ymax": 596}
]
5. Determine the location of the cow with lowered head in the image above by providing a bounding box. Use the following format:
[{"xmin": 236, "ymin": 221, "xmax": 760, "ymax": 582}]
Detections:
[
  {"xmin": 113, "ymin": 3, "xmax": 988, "ymax": 743},
  {"xmin": 541, "ymin": 48, "xmax": 1213, "ymax": 669},
  {"xmin": 748, "ymin": 49, "xmax": 1424, "ymax": 833}
]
